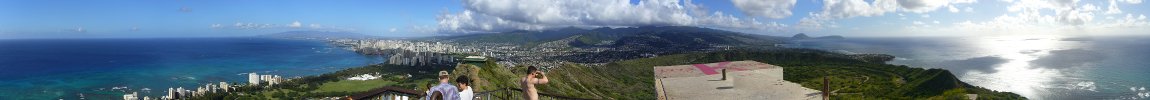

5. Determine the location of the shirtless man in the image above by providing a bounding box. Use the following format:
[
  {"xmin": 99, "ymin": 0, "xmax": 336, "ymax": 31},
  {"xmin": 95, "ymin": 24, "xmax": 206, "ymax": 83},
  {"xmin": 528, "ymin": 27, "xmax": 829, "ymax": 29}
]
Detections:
[{"xmin": 520, "ymin": 66, "xmax": 549, "ymax": 100}]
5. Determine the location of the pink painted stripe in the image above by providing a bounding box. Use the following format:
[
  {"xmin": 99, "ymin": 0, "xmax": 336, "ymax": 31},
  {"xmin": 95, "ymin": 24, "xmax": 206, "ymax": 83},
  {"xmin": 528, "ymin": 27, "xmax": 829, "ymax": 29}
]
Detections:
[{"xmin": 692, "ymin": 62, "xmax": 730, "ymax": 75}]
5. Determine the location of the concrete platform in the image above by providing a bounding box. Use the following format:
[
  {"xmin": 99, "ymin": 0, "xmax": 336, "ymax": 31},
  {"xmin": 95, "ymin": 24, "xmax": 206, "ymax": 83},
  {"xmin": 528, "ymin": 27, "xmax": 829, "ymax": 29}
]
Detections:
[{"xmin": 654, "ymin": 61, "xmax": 823, "ymax": 100}]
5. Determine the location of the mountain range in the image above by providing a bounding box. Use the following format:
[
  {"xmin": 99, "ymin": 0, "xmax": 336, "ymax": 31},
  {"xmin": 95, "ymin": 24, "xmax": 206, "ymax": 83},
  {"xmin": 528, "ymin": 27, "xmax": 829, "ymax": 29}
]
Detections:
[{"xmin": 430, "ymin": 26, "xmax": 791, "ymax": 49}]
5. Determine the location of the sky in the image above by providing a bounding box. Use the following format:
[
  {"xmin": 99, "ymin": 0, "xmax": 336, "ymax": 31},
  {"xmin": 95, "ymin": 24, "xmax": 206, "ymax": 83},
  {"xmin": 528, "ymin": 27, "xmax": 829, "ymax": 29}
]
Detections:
[{"xmin": 0, "ymin": 0, "xmax": 1147, "ymax": 38}]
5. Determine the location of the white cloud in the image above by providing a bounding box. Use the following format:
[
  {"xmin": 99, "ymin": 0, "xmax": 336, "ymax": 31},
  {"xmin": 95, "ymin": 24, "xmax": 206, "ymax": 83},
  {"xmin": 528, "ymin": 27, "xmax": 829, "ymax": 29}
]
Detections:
[
  {"xmin": 954, "ymin": 0, "xmax": 978, "ymax": 3},
  {"xmin": 947, "ymin": 15, "xmax": 1060, "ymax": 35},
  {"xmin": 695, "ymin": 11, "xmax": 789, "ymax": 31},
  {"xmin": 456, "ymin": 0, "xmax": 692, "ymax": 28},
  {"xmin": 948, "ymin": 5, "xmax": 960, "ymax": 13},
  {"xmin": 799, "ymin": 0, "xmax": 982, "ymax": 31},
  {"xmin": 289, "ymin": 21, "xmax": 302, "ymax": 28},
  {"xmin": 438, "ymin": 0, "xmax": 789, "ymax": 34},
  {"xmin": 921, "ymin": 0, "xmax": 1144, "ymax": 36},
  {"xmin": 933, "ymin": 20, "xmax": 941, "ymax": 24},
  {"xmin": 819, "ymin": 0, "xmax": 899, "ymax": 19},
  {"xmin": 922, "ymin": 14, "xmax": 931, "ymax": 18},
  {"xmin": 1055, "ymin": 4, "xmax": 1098, "ymax": 26},
  {"xmin": 389, "ymin": 28, "xmax": 398, "ymax": 32},
  {"xmin": 1103, "ymin": 14, "xmax": 1150, "ymax": 28},
  {"xmin": 897, "ymin": 0, "xmax": 952, "ymax": 13},
  {"xmin": 732, "ymin": 0, "xmax": 798, "ymax": 19},
  {"xmin": 813, "ymin": 0, "xmax": 979, "ymax": 18},
  {"xmin": 964, "ymin": 7, "xmax": 974, "ymax": 12},
  {"xmin": 796, "ymin": 12, "xmax": 832, "ymax": 31},
  {"xmin": 1119, "ymin": 0, "xmax": 1142, "ymax": 4},
  {"xmin": 1105, "ymin": 0, "xmax": 1123, "ymax": 15},
  {"xmin": 1001, "ymin": 0, "xmax": 1097, "ymax": 26}
]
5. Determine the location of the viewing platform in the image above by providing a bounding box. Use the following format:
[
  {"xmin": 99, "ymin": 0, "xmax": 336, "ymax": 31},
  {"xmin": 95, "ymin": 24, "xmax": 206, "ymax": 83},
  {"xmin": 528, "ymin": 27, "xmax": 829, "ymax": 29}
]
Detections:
[{"xmin": 654, "ymin": 61, "xmax": 823, "ymax": 100}]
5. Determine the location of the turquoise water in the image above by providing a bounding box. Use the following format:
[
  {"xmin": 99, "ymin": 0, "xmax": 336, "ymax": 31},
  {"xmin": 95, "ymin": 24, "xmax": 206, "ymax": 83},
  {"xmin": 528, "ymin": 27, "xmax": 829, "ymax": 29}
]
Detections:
[
  {"xmin": 0, "ymin": 38, "xmax": 382, "ymax": 99},
  {"xmin": 796, "ymin": 36, "xmax": 1150, "ymax": 100}
]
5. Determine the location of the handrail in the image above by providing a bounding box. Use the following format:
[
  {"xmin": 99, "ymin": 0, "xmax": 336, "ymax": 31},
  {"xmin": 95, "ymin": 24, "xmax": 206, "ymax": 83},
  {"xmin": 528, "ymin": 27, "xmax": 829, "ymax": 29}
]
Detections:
[
  {"xmin": 346, "ymin": 86, "xmax": 597, "ymax": 100},
  {"xmin": 473, "ymin": 88, "xmax": 599, "ymax": 100},
  {"xmin": 347, "ymin": 86, "xmax": 426, "ymax": 100}
]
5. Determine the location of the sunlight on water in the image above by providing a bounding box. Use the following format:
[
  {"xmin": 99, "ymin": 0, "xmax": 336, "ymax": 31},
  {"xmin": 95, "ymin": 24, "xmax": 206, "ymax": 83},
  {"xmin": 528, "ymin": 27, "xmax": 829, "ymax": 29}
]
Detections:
[
  {"xmin": 961, "ymin": 35, "xmax": 1078, "ymax": 100},
  {"xmin": 805, "ymin": 35, "xmax": 1150, "ymax": 99}
]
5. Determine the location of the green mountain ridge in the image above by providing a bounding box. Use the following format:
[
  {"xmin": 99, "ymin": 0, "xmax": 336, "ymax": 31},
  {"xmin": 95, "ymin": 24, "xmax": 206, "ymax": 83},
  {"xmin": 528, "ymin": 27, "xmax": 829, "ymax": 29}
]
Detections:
[{"xmin": 430, "ymin": 26, "xmax": 789, "ymax": 48}]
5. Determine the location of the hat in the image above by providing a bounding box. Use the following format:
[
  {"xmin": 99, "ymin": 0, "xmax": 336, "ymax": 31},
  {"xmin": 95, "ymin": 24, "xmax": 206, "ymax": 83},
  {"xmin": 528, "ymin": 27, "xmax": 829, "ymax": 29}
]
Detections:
[{"xmin": 438, "ymin": 71, "xmax": 449, "ymax": 76}]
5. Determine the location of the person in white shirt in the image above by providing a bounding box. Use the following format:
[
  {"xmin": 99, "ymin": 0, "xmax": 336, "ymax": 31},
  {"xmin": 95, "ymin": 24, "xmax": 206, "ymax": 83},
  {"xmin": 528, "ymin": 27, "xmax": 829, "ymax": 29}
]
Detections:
[{"xmin": 456, "ymin": 75, "xmax": 474, "ymax": 100}]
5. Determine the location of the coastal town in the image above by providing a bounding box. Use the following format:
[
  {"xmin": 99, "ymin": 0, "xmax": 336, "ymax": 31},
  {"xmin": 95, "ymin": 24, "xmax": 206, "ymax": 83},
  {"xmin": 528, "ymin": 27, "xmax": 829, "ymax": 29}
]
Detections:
[
  {"xmin": 113, "ymin": 36, "xmax": 741, "ymax": 99},
  {"xmin": 120, "ymin": 73, "xmax": 285, "ymax": 100},
  {"xmin": 330, "ymin": 39, "xmax": 576, "ymax": 68},
  {"xmin": 328, "ymin": 36, "xmax": 735, "ymax": 68}
]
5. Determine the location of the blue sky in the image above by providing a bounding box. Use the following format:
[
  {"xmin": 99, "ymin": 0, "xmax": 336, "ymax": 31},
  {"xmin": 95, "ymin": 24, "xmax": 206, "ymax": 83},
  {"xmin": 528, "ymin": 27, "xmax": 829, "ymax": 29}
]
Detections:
[{"xmin": 1, "ymin": 0, "xmax": 1148, "ymax": 38}]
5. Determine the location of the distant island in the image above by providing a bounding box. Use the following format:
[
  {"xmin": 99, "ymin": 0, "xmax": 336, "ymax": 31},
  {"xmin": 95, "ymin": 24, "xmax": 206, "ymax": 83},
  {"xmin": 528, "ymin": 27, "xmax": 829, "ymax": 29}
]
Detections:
[{"xmin": 793, "ymin": 33, "xmax": 846, "ymax": 40}]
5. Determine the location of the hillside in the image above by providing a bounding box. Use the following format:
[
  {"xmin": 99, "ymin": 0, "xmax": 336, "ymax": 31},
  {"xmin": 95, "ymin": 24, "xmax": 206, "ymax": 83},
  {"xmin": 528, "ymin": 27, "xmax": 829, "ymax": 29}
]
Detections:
[
  {"xmin": 494, "ymin": 49, "xmax": 1026, "ymax": 99},
  {"xmin": 430, "ymin": 27, "xmax": 589, "ymax": 46},
  {"xmin": 430, "ymin": 26, "xmax": 788, "ymax": 48}
]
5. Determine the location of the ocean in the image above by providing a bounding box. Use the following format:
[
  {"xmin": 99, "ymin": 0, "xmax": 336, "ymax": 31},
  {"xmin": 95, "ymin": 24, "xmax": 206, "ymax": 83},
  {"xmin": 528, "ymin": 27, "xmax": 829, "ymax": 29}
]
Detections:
[
  {"xmin": 0, "ymin": 38, "xmax": 382, "ymax": 99},
  {"xmin": 796, "ymin": 35, "xmax": 1150, "ymax": 100}
]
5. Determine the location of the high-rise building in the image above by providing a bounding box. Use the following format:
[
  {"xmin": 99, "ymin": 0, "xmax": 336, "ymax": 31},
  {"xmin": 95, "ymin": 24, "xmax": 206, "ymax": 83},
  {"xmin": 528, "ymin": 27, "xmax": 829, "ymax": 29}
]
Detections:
[
  {"xmin": 219, "ymin": 82, "xmax": 229, "ymax": 92},
  {"xmin": 248, "ymin": 73, "xmax": 260, "ymax": 86},
  {"xmin": 260, "ymin": 75, "xmax": 273, "ymax": 85},
  {"xmin": 270, "ymin": 75, "xmax": 282, "ymax": 85},
  {"xmin": 165, "ymin": 87, "xmax": 175, "ymax": 100},
  {"xmin": 122, "ymin": 92, "xmax": 137, "ymax": 100},
  {"xmin": 176, "ymin": 87, "xmax": 186, "ymax": 99}
]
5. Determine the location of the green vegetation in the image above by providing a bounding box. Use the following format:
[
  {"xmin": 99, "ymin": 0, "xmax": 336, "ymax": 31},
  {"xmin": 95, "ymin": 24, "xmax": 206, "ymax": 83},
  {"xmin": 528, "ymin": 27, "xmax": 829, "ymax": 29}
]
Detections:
[
  {"xmin": 189, "ymin": 64, "xmax": 451, "ymax": 100},
  {"xmin": 191, "ymin": 48, "xmax": 1024, "ymax": 100},
  {"xmin": 464, "ymin": 48, "xmax": 1025, "ymax": 100},
  {"xmin": 570, "ymin": 49, "xmax": 1025, "ymax": 99},
  {"xmin": 313, "ymin": 79, "xmax": 397, "ymax": 93}
]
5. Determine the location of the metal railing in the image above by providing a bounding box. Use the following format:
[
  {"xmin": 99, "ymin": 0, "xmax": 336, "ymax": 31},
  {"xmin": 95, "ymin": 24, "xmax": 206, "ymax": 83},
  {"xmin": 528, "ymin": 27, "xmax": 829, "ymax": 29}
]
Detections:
[
  {"xmin": 347, "ymin": 86, "xmax": 426, "ymax": 100},
  {"xmin": 472, "ymin": 88, "xmax": 598, "ymax": 100}
]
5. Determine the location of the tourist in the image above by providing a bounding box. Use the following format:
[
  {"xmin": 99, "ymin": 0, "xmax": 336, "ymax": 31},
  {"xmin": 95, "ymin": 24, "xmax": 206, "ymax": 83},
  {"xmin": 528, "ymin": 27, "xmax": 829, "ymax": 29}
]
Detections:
[
  {"xmin": 427, "ymin": 71, "xmax": 459, "ymax": 100},
  {"xmin": 429, "ymin": 91, "xmax": 443, "ymax": 100},
  {"xmin": 456, "ymin": 75, "xmax": 474, "ymax": 100},
  {"xmin": 424, "ymin": 82, "xmax": 436, "ymax": 95},
  {"xmin": 520, "ymin": 66, "xmax": 550, "ymax": 100}
]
